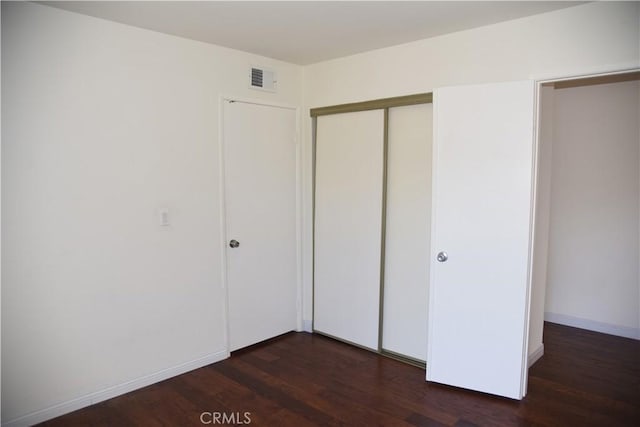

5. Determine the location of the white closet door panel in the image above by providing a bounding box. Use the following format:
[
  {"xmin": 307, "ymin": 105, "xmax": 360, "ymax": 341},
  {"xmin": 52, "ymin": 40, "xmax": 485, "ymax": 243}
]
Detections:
[
  {"xmin": 382, "ymin": 103, "xmax": 432, "ymax": 361},
  {"xmin": 314, "ymin": 110, "xmax": 384, "ymax": 350},
  {"xmin": 427, "ymin": 81, "xmax": 535, "ymax": 399}
]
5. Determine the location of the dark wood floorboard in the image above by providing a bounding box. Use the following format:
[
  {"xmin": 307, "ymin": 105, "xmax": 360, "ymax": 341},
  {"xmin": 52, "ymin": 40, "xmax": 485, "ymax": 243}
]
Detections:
[{"xmin": 40, "ymin": 322, "xmax": 640, "ymax": 426}]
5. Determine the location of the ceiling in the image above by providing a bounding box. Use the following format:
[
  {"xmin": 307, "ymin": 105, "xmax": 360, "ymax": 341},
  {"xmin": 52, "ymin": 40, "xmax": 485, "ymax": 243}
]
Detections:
[{"xmin": 40, "ymin": 1, "xmax": 585, "ymax": 65}]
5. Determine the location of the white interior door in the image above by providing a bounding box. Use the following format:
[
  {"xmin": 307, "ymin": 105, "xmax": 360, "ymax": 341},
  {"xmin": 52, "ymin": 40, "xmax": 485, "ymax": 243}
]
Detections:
[
  {"xmin": 223, "ymin": 100, "xmax": 298, "ymax": 352},
  {"xmin": 314, "ymin": 110, "xmax": 384, "ymax": 350},
  {"xmin": 382, "ymin": 103, "xmax": 432, "ymax": 361},
  {"xmin": 427, "ymin": 81, "xmax": 535, "ymax": 399}
]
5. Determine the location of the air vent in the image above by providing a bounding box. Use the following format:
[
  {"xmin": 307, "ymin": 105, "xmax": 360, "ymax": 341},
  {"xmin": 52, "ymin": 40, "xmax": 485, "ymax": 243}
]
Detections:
[{"xmin": 250, "ymin": 67, "xmax": 276, "ymax": 92}]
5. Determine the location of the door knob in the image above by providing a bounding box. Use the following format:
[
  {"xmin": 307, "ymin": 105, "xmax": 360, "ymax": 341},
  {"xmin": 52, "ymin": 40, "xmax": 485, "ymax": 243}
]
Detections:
[
  {"xmin": 436, "ymin": 251, "xmax": 448, "ymax": 262},
  {"xmin": 229, "ymin": 239, "xmax": 240, "ymax": 248}
]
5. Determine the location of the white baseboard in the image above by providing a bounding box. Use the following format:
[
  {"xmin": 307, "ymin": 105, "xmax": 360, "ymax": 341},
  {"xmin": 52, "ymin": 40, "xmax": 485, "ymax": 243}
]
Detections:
[
  {"xmin": 3, "ymin": 350, "xmax": 229, "ymax": 427},
  {"xmin": 545, "ymin": 312, "xmax": 640, "ymax": 340},
  {"xmin": 527, "ymin": 343, "xmax": 544, "ymax": 367},
  {"xmin": 302, "ymin": 319, "xmax": 313, "ymax": 333}
]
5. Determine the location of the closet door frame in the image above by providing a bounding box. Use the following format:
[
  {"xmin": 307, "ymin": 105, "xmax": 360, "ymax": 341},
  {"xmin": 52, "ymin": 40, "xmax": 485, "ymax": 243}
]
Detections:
[{"xmin": 310, "ymin": 92, "xmax": 432, "ymax": 361}]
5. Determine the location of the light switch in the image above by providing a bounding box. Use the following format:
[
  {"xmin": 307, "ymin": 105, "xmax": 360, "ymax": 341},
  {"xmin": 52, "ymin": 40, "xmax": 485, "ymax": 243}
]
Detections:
[{"xmin": 158, "ymin": 208, "xmax": 170, "ymax": 226}]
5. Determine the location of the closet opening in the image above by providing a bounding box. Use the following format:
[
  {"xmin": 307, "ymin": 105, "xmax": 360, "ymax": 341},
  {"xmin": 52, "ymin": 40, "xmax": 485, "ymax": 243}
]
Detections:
[
  {"xmin": 530, "ymin": 70, "xmax": 640, "ymax": 367},
  {"xmin": 310, "ymin": 93, "xmax": 433, "ymax": 368}
]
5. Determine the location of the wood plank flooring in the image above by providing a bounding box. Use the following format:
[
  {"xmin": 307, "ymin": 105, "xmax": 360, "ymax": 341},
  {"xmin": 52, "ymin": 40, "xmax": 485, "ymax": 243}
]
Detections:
[{"xmin": 41, "ymin": 322, "xmax": 640, "ymax": 426}]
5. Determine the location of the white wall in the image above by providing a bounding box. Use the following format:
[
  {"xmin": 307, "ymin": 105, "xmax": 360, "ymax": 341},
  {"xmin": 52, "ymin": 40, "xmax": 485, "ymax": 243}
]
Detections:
[
  {"xmin": 544, "ymin": 80, "xmax": 640, "ymax": 339},
  {"xmin": 303, "ymin": 2, "xmax": 639, "ymax": 108},
  {"xmin": 301, "ymin": 1, "xmax": 640, "ymax": 351},
  {"xmin": 1, "ymin": 2, "xmax": 301, "ymax": 425}
]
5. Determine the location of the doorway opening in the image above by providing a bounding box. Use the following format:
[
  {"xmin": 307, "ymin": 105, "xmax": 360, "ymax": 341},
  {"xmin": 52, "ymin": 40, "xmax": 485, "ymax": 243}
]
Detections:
[{"xmin": 530, "ymin": 70, "xmax": 640, "ymax": 367}]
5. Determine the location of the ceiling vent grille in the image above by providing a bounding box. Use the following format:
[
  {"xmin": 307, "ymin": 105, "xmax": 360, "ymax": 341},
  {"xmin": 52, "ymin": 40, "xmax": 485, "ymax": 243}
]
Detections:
[{"xmin": 250, "ymin": 67, "xmax": 277, "ymax": 92}]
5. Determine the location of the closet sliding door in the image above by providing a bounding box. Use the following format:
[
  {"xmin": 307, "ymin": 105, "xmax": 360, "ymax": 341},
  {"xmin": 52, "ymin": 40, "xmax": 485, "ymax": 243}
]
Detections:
[
  {"xmin": 382, "ymin": 104, "xmax": 432, "ymax": 362},
  {"xmin": 314, "ymin": 110, "xmax": 385, "ymax": 350}
]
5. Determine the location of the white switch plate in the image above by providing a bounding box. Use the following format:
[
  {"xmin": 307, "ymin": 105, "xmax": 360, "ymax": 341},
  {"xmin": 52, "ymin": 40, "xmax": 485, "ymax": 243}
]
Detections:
[{"xmin": 158, "ymin": 208, "xmax": 170, "ymax": 226}]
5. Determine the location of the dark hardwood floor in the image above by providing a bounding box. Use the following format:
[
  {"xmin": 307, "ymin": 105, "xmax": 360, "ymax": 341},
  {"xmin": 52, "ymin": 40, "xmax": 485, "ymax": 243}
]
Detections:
[{"xmin": 41, "ymin": 322, "xmax": 639, "ymax": 426}]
